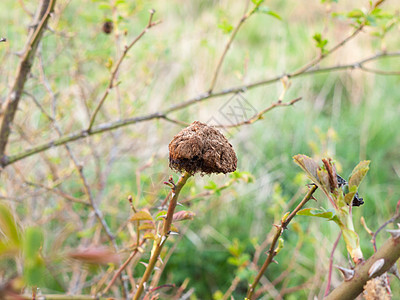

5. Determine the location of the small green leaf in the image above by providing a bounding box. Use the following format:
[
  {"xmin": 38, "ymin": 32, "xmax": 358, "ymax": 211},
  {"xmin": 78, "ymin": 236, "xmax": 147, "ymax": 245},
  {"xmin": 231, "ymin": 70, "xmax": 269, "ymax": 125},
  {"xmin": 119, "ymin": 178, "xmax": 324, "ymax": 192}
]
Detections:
[
  {"xmin": 275, "ymin": 237, "xmax": 284, "ymax": 254},
  {"xmin": 347, "ymin": 9, "xmax": 364, "ymax": 19},
  {"xmin": 204, "ymin": 181, "xmax": 218, "ymax": 190},
  {"xmin": 348, "ymin": 160, "xmax": 370, "ymax": 189},
  {"xmin": 256, "ymin": 7, "xmax": 282, "ymax": 20},
  {"xmin": 297, "ymin": 208, "xmax": 336, "ymax": 220},
  {"xmin": 251, "ymin": 0, "xmax": 264, "ymax": 5},
  {"xmin": 130, "ymin": 210, "xmax": 153, "ymax": 222},
  {"xmin": 155, "ymin": 211, "xmax": 167, "ymax": 220},
  {"xmin": 281, "ymin": 211, "xmax": 290, "ymax": 222},
  {"xmin": 217, "ymin": 19, "xmax": 233, "ymax": 34}
]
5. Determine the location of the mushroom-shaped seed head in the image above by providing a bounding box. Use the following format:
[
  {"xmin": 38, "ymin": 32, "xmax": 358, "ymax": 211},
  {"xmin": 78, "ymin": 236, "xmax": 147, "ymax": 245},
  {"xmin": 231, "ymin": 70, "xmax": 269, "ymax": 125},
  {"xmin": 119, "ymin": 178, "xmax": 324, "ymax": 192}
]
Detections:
[{"xmin": 169, "ymin": 121, "xmax": 237, "ymax": 175}]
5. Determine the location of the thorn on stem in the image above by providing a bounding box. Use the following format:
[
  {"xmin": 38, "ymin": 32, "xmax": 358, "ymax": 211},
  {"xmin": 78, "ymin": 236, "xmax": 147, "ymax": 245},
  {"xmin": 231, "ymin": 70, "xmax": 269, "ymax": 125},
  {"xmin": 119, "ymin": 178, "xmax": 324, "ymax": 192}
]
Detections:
[
  {"xmin": 368, "ymin": 259, "xmax": 385, "ymax": 278},
  {"xmin": 336, "ymin": 265, "xmax": 354, "ymax": 281}
]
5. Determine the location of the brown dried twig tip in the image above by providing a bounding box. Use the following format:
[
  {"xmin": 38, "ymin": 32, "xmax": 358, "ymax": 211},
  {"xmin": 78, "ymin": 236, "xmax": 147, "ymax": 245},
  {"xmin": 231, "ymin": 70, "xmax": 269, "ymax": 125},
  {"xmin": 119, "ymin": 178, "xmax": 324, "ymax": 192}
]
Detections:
[{"xmin": 169, "ymin": 121, "xmax": 237, "ymax": 174}]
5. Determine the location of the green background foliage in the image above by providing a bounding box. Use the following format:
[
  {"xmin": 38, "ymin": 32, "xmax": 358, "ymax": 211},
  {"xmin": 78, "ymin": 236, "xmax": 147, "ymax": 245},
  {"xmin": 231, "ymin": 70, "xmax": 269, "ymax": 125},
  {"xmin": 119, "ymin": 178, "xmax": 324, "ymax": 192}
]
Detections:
[{"xmin": 0, "ymin": 0, "xmax": 399, "ymax": 299}]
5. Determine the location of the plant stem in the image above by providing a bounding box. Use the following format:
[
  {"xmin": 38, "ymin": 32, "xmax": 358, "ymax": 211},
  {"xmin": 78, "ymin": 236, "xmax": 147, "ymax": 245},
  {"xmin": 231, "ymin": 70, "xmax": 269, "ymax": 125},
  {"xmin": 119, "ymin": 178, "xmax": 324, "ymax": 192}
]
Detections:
[
  {"xmin": 132, "ymin": 171, "xmax": 191, "ymax": 300},
  {"xmin": 246, "ymin": 185, "xmax": 318, "ymax": 299},
  {"xmin": 326, "ymin": 232, "xmax": 400, "ymax": 299}
]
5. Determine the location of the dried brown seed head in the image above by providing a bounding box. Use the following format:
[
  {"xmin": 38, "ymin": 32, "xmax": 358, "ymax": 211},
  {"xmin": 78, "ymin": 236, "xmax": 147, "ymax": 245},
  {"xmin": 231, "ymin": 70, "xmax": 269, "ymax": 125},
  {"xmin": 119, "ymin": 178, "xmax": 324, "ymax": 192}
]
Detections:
[{"xmin": 169, "ymin": 121, "xmax": 237, "ymax": 175}]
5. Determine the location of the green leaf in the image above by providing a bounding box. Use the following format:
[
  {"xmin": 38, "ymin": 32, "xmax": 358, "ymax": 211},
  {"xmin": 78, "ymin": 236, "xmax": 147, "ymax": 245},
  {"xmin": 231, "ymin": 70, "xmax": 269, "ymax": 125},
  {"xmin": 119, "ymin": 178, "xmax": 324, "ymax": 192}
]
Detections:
[
  {"xmin": 256, "ymin": 7, "xmax": 282, "ymax": 20},
  {"xmin": 347, "ymin": 9, "xmax": 364, "ymax": 19},
  {"xmin": 251, "ymin": 0, "xmax": 264, "ymax": 5},
  {"xmin": 275, "ymin": 237, "xmax": 284, "ymax": 254},
  {"xmin": 297, "ymin": 208, "xmax": 336, "ymax": 220},
  {"xmin": 0, "ymin": 203, "xmax": 21, "ymax": 248},
  {"xmin": 204, "ymin": 181, "xmax": 218, "ymax": 190},
  {"xmin": 348, "ymin": 160, "xmax": 370, "ymax": 189},
  {"xmin": 155, "ymin": 210, "xmax": 167, "ymax": 221},
  {"xmin": 130, "ymin": 210, "xmax": 153, "ymax": 222},
  {"xmin": 24, "ymin": 227, "xmax": 43, "ymax": 261},
  {"xmin": 217, "ymin": 19, "xmax": 233, "ymax": 34}
]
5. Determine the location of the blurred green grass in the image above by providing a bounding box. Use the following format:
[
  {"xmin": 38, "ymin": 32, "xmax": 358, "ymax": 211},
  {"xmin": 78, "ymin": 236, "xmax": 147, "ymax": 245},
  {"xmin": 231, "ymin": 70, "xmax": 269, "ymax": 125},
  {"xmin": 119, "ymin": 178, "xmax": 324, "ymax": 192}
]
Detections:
[{"xmin": 1, "ymin": 0, "xmax": 399, "ymax": 299}]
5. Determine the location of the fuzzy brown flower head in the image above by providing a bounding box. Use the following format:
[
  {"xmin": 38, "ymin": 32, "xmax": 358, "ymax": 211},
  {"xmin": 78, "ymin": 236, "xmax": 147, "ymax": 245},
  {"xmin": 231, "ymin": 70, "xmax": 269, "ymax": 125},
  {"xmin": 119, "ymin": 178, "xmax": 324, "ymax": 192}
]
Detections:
[{"xmin": 169, "ymin": 121, "xmax": 237, "ymax": 175}]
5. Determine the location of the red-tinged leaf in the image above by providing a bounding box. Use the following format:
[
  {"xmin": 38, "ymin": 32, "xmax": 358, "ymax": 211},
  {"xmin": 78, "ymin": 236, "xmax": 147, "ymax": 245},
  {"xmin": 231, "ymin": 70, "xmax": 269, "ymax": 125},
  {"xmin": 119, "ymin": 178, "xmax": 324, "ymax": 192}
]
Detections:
[
  {"xmin": 317, "ymin": 168, "xmax": 331, "ymax": 194},
  {"xmin": 68, "ymin": 246, "xmax": 120, "ymax": 264},
  {"xmin": 130, "ymin": 210, "xmax": 153, "ymax": 222},
  {"xmin": 348, "ymin": 160, "xmax": 370, "ymax": 189},
  {"xmin": 293, "ymin": 154, "xmax": 320, "ymax": 184},
  {"xmin": 172, "ymin": 211, "xmax": 196, "ymax": 222}
]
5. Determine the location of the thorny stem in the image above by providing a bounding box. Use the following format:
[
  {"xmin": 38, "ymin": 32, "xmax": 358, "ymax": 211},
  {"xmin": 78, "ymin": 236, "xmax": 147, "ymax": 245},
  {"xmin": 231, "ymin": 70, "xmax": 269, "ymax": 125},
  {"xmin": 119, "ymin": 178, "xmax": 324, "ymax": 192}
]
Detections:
[
  {"xmin": 133, "ymin": 171, "xmax": 192, "ymax": 300},
  {"xmin": 326, "ymin": 232, "xmax": 400, "ymax": 299},
  {"xmin": 246, "ymin": 185, "xmax": 318, "ymax": 299}
]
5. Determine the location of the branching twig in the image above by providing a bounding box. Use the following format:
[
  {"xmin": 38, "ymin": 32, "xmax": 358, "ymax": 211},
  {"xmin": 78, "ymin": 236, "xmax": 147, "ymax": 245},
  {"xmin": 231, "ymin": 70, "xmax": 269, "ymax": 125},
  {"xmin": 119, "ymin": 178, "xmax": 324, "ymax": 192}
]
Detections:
[
  {"xmin": 3, "ymin": 50, "xmax": 399, "ymax": 168},
  {"xmin": 87, "ymin": 9, "xmax": 161, "ymax": 131},
  {"xmin": 0, "ymin": 0, "xmax": 56, "ymax": 161},
  {"xmin": 216, "ymin": 97, "xmax": 302, "ymax": 128},
  {"xmin": 371, "ymin": 199, "xmax": 400, "ymax": 251},
  {"xmin": 246, "ymin": 185, "xmax": 318, "ymax": 299}
]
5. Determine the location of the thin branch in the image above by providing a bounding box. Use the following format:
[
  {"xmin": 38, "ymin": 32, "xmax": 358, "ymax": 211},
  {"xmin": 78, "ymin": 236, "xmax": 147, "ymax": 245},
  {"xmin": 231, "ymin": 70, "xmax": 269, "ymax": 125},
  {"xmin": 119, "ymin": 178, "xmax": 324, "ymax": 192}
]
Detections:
[
  {"xmin": 102, "ymin": 240, "xmax": 146, "ymax": 295},
  {"xmin": 371, "ymin": 199, "xmax": 400, "ymax": 252},
  {"xmin": 3, "ymin": 51, "xmax": 400, "ymax": 168},
  {"xmin": 87, "ymin": 10, "xmax": 161, "ymax": 131},
  {"xmin": 216, "ymin": 97, "xmax": 302, "ymax": 128},
  {"xmin": 324, "ymin": 232, "xmax": 342, "ymax": 297},
  {"xmin": 326, "ymin": 232, "xmax": 400, "ymax": 299},
  {"xmin": 0, "ymin": 0, "xmax": 56, "ymax": 161},
  {"xmin": 25, "ymin": 181, "xmax": 90, "ymax": 205},
  {"xmin": 246, "ymin": 185, "xmax": 318, "ymax": 299},
  {"xmin": 291, "ymin": 0, "xmax": 386, "ymax": 76},
  {"xmin": 208, "ymin": 2, "xmax": 261, "ymax": 93}
]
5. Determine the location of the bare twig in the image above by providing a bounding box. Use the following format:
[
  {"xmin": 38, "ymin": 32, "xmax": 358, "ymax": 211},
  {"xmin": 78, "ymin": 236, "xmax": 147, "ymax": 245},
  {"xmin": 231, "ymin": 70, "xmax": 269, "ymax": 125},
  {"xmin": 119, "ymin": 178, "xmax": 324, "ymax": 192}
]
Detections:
[
  {"xmin": 2, "ymin": 51, "xmax": 400, "ymax": 168},
  {"xmin": 246, "ymin": 185, "xmax": 318, "ymax": 299},
  {"xmin": 324, "ymin": 232, "xmax": 342, "ymax": 296},
  {"xmin": 0, "ymin": 0, "xmax": 56, "ymax": 161},
  {"xmin": 216, "ymin": 97, "xmax": 302, "ymax": 128},
  {"xmin": 371, "ymin": 199, "xmax": 400, "ymax": 251},
  {"xmin": 87, "ymin": 9, "xmax": 161, "ymax": 131},
  {"xmin": 208, "ymin": 2, "xmax": 262, "ymax": 93}
]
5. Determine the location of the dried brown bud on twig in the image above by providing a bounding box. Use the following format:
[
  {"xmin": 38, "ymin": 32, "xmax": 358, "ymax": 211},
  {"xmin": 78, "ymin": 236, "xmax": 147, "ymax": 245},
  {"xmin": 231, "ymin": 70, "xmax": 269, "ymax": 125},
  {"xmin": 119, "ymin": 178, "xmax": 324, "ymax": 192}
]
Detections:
[
  {"xmin": 102, "ymin": 21, "xmax": 113, "ymax": 34},
  {"xmin": 169, "ymin": 121, "xmax": 237, "ymax": 175}
]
